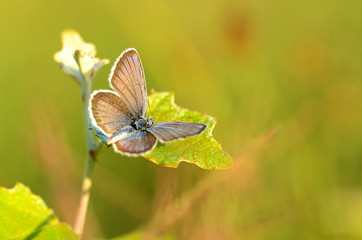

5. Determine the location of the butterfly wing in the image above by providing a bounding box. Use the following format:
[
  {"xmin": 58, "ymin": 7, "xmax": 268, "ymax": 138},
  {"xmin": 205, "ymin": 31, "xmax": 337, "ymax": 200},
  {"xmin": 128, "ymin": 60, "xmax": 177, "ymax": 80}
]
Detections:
[
  {"xmin": 89, "ymin": 90, "xmax": 134, "ymax": 135},
  {"xmin": 109, "ymin": 48, "xmax": 147, "ymax": 120},
  {"xmin": 113, "ymin": 130, "xmax": 157, "ymax": 156},
  {"xmin": 147, "ymin": 122, "xmax": 206, "ymax": 143}
]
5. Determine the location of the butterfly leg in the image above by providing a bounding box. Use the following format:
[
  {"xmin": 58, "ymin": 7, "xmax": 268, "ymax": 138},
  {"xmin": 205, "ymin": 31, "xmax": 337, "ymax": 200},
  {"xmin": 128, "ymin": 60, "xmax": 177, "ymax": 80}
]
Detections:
[{"xmin": 89, "ymin": 124, "xmax": 110, "ymax": 145}]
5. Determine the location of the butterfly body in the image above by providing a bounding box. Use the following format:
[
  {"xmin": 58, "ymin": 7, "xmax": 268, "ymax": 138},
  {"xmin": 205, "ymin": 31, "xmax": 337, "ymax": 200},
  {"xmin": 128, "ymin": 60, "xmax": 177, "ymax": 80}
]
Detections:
[
  {"xmin": 134, "ymin": 117, "xmax": 154, "ymax": 130},
  {"xmin": 89, "ymin": 48, "xmax": 206, "ymax": 156}
]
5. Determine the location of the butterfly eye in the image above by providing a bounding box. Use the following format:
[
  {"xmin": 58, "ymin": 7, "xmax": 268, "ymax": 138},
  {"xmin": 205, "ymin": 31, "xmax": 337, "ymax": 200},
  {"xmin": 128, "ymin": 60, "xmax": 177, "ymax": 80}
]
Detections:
[{"xmin": 147, "ymin": 118, "xmax": 154, "ymax": 126}]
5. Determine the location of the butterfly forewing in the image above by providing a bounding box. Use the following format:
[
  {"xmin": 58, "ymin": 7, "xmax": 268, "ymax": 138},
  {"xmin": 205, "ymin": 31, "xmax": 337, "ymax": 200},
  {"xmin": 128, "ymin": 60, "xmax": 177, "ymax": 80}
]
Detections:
[
  {"xmin": 90, "ymin": 90, "xmax": 134, "ymax": 135},
  {"xmin": 110, "ymin": 48, "xmax": 147, "ymax": 119},
  {"xmin": 147, "ymin": 122, "xmax": 206, "ymax": 143},
  {"xmin": 113, "ymin": 130, "xmax": 157, "ymax": 155}
]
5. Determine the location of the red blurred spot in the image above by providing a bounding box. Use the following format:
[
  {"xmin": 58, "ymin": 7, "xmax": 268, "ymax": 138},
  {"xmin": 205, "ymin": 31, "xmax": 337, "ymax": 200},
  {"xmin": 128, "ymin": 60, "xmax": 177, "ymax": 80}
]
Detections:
[{"xmin": 224, "ymin": 11, "xmax": 253, "ymax": 55}]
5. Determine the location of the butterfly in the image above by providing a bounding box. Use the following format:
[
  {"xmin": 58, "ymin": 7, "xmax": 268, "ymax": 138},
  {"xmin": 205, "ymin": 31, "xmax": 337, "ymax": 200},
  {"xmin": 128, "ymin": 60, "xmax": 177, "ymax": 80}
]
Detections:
[{"xmin": 89, "ymin": 48, "xmax": 206, "ymax": 156}]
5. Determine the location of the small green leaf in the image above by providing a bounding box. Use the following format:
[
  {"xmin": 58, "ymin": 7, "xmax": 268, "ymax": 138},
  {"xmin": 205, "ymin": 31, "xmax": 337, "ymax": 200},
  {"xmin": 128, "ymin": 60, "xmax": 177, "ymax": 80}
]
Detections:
[
  {"xmin": 0, "ymin": 183, "xmax": 79, "ymax": 240},
  {"xmin": 0, "ymin": 183, "xmax": 56, "ymax": 239},
  {"xmin": 53, "ymin": 29, "xmax": 109, "ymax": 85},
  {"xmin": 32, "ymin": 224, "xmax": 79, "ymax": 240},
  {"xmin": 144, "ymin": 91, "xmax": 233, "ymax": 170}
]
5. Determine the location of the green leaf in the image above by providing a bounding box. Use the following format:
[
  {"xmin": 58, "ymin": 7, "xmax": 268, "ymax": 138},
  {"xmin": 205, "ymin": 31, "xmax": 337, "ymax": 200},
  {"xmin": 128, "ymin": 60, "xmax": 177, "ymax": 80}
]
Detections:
[
  {"xmin": 144, "ymin": 91, "xmax": 233, "ymax": 170},
  {"xmin": 32, "ymin": 224, "xmax": 79, "ymax": 240},
  {"xmin": 0, "ymin": 183, "xmax": 79, "ymax": 240}
]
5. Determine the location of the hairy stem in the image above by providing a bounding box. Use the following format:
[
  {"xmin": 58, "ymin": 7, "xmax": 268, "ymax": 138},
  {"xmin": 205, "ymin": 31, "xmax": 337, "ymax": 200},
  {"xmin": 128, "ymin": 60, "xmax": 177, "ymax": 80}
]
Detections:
[{"xmin": 73, "ymin": 75, "xmax": 98, "ymax": 236}]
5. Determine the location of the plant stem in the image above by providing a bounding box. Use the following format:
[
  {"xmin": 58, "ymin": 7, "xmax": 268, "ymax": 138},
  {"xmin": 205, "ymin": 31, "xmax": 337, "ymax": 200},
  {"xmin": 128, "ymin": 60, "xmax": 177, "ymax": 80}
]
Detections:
[{"xmin": 74, "ymin": 78, "xmax": 98, "ymax": 237}]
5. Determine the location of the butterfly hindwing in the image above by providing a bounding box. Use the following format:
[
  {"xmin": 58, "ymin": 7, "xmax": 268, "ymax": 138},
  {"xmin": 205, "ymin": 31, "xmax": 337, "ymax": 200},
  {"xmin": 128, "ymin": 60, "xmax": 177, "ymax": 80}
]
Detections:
[
  {"xmin": 113, "ymin": 130, "xmax": 157, "ymax": 155},
  {"xmin": 147, "ymin": 121, "xmax": 206, "ymax": 143},
  {"xmin": 109, "ymin": 48, "xmax": 147, "ymax": 120}
]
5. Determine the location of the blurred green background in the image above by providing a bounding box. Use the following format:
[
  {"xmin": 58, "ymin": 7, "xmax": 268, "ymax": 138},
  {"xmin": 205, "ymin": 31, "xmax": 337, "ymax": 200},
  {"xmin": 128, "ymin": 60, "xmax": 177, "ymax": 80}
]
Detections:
[{"xmin": 1, "ymin": 0, "xmax": 362, "ymax": 239}]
